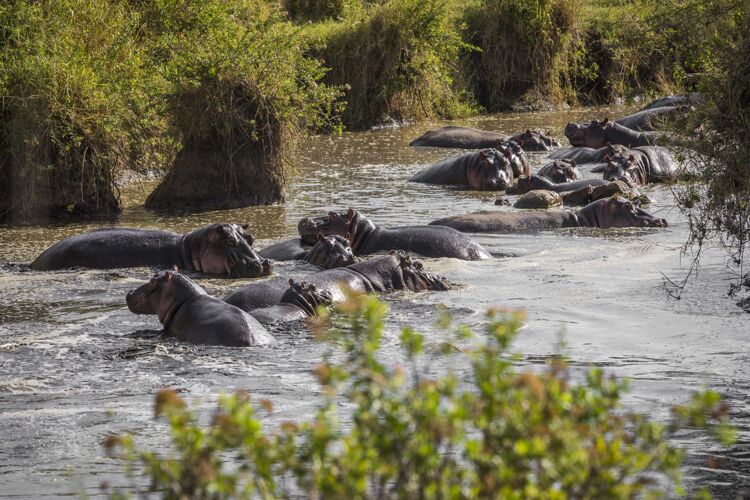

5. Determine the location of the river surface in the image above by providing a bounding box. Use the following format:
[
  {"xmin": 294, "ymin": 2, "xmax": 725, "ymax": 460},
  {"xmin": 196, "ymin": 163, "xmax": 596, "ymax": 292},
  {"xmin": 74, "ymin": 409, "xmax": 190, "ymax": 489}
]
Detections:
[{"xmin": 1, "ymin": 106, "xmax": 749, "ymax": 497}]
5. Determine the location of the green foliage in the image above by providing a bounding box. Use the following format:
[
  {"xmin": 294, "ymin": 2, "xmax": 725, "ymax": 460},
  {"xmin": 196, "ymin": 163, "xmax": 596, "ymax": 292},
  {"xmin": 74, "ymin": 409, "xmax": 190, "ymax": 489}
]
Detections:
[
  {"xmin": 106, "ymin": 293, "xmax": 735, "ymax": 498},
  {"xmin": 672, "ymin": 3, "xmax": 750, "ymax": 299},
  {"xmin": 283, "ymin": 0, "xmax": 353, "ymax": 22},
  {"xmin": 462, "ymin": 0, "xmax": 583, "ymax": 110},
  {"xmin": 315, "ymin": 0, "xmax": 478, "ymax": 130}
]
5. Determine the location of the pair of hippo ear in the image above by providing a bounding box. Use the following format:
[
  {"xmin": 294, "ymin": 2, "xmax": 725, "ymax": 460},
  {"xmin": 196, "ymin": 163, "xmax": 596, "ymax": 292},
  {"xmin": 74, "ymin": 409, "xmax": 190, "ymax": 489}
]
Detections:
[{"xmin": 287, "ymin": 278, "xmax": 317, "ymax": 291}]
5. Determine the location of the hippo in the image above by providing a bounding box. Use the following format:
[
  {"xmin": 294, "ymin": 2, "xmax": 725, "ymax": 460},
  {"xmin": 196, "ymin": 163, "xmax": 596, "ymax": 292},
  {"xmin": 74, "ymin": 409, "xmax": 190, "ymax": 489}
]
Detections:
[
  {"xmin": 598, "ymin": 146, "xmax": 685, "ymax": 186},
  {"xmin": 225, "ymin": 253, "xmax": 449, "ymax": 312},
  {"xmin": 429, "ymin": 196, "xmax": 667, "ymax": 232},
  {"xmin": 506, "ymin": 175, "xmax": 609, "ymax": 195},
  {"xmin": 565, "ymin": 119, "xmax": 663, "ymax": 148},
  {"xmin": 297, "ymin": 208, "xmax": 491, "ymax": 260},
  {"xmin": 247, "ymin": 279, "xmax": 333, "ymax": 325},
  {"xmin": 126, "ymin": 270, "xmax": 276, "ymax": 346},
  {"xmin": 31, "ymin": 223, "xmax": 272, "ymax": 278},
  {"xmin": 614, "ymin": 105, "xmax": 690, "ymax": 131},
  {"xmin": 409, "ymin": 125, "xmax": 507, "ymax": 149},
  {"xmin": 409, "ymin": 148, "xmax": 516, "ymax": 191},
  {"xmin": 507, "ymin": 129, "xmax": 562, "ymax": 151},
  {"xmin": 258, "ymin": 234, "xmax": 356, "ymax": 269},
  {"xmin": 409, "ymin": 126, "xmax": 560, "ymax": 152},
  {"xmin": 536, "ymin": 160, "xmax": 581, "ymax": 183},
  {"xmin": 643, "ymin": 93, "xmax": 701, "ymax": 110},
  {"xmin": 547, "ymin": 143, "xmax": 628, "ymax": 164}
]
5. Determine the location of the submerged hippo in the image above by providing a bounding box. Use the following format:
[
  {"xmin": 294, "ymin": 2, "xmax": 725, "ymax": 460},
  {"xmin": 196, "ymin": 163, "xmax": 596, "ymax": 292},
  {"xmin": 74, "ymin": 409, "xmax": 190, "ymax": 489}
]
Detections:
[
  {"xmin": 258, "ymin": 234, "xmax": 356, "ymax": 269},
  {"xmin": 126, "ymin": 270, "xmax": 276, "ymax": 346},
  {"xmin": 548, "ymin": 143, "xmax": 628, "ymax": 164},
  {"xmin": 507, "ymin": 129, "xmax": 562, "ymax": 151},
  {"xmin": 536, "ymin": 160, "xmax": 581, "ymax": 183},
  {"xmin": 248, "ymin": 279, "xmax": 333, "ymax": 325},
  {"xmin": 643, "ymin": 93, "xmax": 701, "ymax": 110},
  {"xmin": 614, "ymin": 106, "xmax": 689, "ymax": 131},
  {"xmin": 598, "ymin": 146, "xmax": 686, "ymax": 186},
  {"xmin": 31, "ymin": 223, "xmax": 272, "ymax": 278},
  {"xmin": 409, "ymin": 126, "xmax": 560, "ymax": 152},
  {"xmin": 506, "ymin": 175, "xmax": 609, "ymax": 195},
  {"xmin": 225, "ymin": 253, "xmax": 449, "ymax": 312},
  {"xmin": 565, "ymin": 119, "xmax": 662, "ymax": 148},
  {"xmin": 298, "ymin": 208, "xmax": 491, "ymax": 260},
  {"xmin": 429, "ymin": 196, "xmax": 667, "ymax": 232},
  {"xmin": 410, "ymin": 148, "xmax": 516, "ymax": 191}
]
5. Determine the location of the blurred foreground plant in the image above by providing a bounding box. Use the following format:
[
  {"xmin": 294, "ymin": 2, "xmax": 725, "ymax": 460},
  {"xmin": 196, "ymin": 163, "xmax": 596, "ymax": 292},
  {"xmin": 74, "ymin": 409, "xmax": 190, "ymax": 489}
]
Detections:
[{"xmin": 105, "ymin": 293, "xmax": 734, "ymax": 498}]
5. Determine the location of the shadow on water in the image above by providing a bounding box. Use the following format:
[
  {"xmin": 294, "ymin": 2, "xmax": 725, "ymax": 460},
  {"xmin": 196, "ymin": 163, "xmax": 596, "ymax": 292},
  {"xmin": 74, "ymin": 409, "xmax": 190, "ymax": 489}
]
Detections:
[{"xmin": 0, "ymin": 105, "xmax": 748, "ymax": 496}]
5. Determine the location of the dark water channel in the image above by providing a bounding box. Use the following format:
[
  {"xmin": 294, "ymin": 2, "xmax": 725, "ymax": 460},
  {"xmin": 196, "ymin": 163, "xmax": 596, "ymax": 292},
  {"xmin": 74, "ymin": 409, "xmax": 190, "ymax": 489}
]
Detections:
[{"xmin": 1, "ymin": 106, "xmax": 749, "ymax": 497}]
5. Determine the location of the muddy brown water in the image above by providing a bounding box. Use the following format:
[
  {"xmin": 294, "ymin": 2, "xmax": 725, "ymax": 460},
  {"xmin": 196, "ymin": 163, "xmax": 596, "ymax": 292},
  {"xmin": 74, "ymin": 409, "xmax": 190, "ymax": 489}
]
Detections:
[{"xmin": 1, "ymin": 105, "xmax": 749, "ymax": 497}]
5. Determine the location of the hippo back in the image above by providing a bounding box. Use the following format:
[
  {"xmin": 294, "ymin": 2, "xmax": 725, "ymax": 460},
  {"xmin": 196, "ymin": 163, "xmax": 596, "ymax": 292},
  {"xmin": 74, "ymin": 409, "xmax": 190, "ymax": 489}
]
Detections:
[
  {"xmin": 31, "ymin": 228, "xmax": 183, "ymax": 270},
  {"xmin": 409, "ymin": 126, "xmax": 507, "ymax": 148},
  {"xmin": 364, "ymin": 226, "xmax": 491, "ymax": 260}
]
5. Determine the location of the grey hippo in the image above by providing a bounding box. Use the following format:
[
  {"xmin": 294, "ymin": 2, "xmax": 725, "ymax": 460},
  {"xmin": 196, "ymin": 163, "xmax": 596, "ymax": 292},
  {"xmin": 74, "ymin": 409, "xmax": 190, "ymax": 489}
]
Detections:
[
  {"xmin": 536, "ymin": 160, "xmax": 581, "ymax": 183},
  {"xmin": 409, "ymin": 148, "xmax": 519, "ymax": 191},
  {"xmin": 126, "ymin": 270, "xmax": 276, "ymax": 346},
  {"xmin": 297, "ymin": 208, "xmax": 491, "ymax": 260},
  {"xmin": 31, "ymin": 223, "xmax": 272, "ymax": 278},
  {"xmin": 596, "ymin": 146, "xmax": 690, "ymax": 186},
  {"xmin": 225, "ymin": 253, "xmax": 449, "ymax": 313},
  {"xmin": 506, "ymin": 175, "xmax": 609, "ymax": 196},
  {"xmin": 614, "ymin": 105, "xmax": 690, "ymax": 131},
  {"xmin": 548, "ymin": 143, "xmax": 628, "ymax": 164},
  {"xmin": 642, "ymin": 93, "xmax": 701, "ymax": 110},
  {"xmin": 565, "ymin": 118, "xmax": 664, "ymax": 148},
  {"xmin": 408, "ymin": 125, "xmax": 561, "ymax": 151},
  {"xmin": 429, "ymin": 196, "xmax": 667, "ymax": 232},
  {"xmin": 258, "ymin": 234, "xmax": 356, "ymax": 269}
]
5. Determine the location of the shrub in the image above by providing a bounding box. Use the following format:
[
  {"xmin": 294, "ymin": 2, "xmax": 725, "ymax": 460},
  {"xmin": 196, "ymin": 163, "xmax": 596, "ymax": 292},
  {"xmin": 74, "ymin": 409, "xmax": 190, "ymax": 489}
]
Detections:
[
  {"xmin": 0, "ymin": 0, "xmax": 162, "ymax": 222},
  {"xmin": 315, "ymin": 0, "xmax": 477, "ymax": 130},
  {"xmin": 462, "ymin": 0, "xmax": 584, "ymax": 111},
  {"xmin": 283, "ymin": 0, "xmax": 352, "ymax": 22},
  {"xmin": 671, "ymin": 2, "xmax": 750, "ymax": 301},
  {"xmin": 136, "ymin": 0, "xmax": 342, "ymax": 212},
  {"xmin": 105, "ymin": 293, "xmax": 735, "ymax": 498}
]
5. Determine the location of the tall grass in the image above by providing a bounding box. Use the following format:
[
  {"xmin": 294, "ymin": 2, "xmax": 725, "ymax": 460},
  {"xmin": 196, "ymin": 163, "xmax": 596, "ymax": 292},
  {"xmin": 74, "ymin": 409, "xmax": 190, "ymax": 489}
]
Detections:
[
  {"xmin": 462, "ymin": 0, "xmax": 583, "ymax": 111},
  {"xmin": 316, "ymin": 0, "xmax": 477, "ymax": 130}
]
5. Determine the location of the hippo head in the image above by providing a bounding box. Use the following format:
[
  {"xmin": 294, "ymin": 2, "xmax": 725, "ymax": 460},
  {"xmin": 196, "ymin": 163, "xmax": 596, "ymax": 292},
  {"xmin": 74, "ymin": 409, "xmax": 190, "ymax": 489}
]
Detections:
[
  {"xmin": 602, "ymin": 154, "xmax": 644, "ymax": 187},
  {"xmin": 505, "ymin": 175, "xmax": 554, "ymax": 195},
  {"xmin": 466, "ymin": 149, "xmax": 514, "ymax": 191},
  {"xmin": 305, "ymin": 234, "xmax": 357, "ymax": 269},
  {"xmin": 578, "ymin": 196, "xmax": 667, "ymax": 228},
  {"xmin": 280, "ymin": 279, "xmax": 333, "ymax": 317},
  {"xmin": 394, "ymin": 252, "xmax": 450, "ymax": 292},
  {"xmin": 298, "ymin": 208, "xmax": 375, "ymax": 252},
  {"xmin": 126, "ymin": 270, "xmax": 206, "ymax": 326},
  {"xmin": 184, "ymin": 223, "xmax": 271, "ymax": 278},
  {"xmin": 564, "ymin": 122, "xmax": 589, "ymax": 147},
  {"xmin": 512, "ymin": 129, "xmax": 562, "ymax": 151},
  {"xmin": 499, "ymin": 141, "xmax": 530, "ymax": 177},
  {"xmin": 540, "ymin": 160, "xmax": 581, "ymax": 183}
]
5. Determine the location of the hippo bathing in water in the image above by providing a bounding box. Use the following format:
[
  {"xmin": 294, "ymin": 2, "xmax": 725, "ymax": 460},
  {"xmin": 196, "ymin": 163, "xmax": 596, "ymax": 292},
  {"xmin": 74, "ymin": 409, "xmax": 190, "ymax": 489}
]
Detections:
[
  {"xmin": 126, "ymin": 271, "xmax": 277, "ymax": 346},
  {"xmin": 410, "ymin": 148, "xmax": 519, "ymax": 191},
  {"xmin": 536, "ymin": 160, "xmax": 581, "ymax": 183},
  {"xmin": 506, "ymin": 175, "xmax": 609, "ymax": 196},
  {"xmin": 409, "ymin": 125, "xmax": 560, "ymax": 152},
  {"xmin": 548, "ymin": 143, "xmax": 628, "ymax": 164},
  {"xmin": 225, "ymin": 253, "xmax": 449, "ymax": 313},
  {"xmin": 31, "ymin": 223, "xmax": 272, "ymax": 278},
  {"xmin": 429, "ymin": 196, "xmax": 667, "ymax": 232},
  {"xmin": 565, "ymin": 119, "xmax": 663, "ymax": 149},
  {"xmin": 597, "ymin": 146, "xmax": 689, "ymax": 186},
  {"xmin": 297, "ymin": 208, "xmax": 491, "ymax": 260}
]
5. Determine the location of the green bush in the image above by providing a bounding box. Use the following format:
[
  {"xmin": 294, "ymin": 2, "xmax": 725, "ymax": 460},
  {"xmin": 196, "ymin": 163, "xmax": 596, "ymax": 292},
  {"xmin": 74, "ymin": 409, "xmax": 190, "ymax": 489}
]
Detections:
[
  {"xmin": 462, "ymin": 0, "xmax": 584, "ymax": 111},
  {"xmin": 672, "ymin": 2, "xmax": 750, "ymax": 300},
  {"xmin": 105, "ymin": 293, "xmax": 735, "ymax": 498},
  {"xmin": 315, "ymin": 0, "xmax": 477, "ymax": 130},
  {"xmin": 283, "ymin": 0, "xmax": 352, "ymax": 22},
  {"xmin": 0, "ymin": 0, "xmax": 162, "ymax": 221}
]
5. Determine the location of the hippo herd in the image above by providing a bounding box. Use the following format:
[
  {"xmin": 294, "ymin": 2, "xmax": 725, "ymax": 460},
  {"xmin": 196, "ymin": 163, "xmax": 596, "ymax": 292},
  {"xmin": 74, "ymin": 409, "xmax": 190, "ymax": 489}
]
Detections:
[{"xmin": 28, "ymin": 94, "xmax": 699, "ymax": 347}]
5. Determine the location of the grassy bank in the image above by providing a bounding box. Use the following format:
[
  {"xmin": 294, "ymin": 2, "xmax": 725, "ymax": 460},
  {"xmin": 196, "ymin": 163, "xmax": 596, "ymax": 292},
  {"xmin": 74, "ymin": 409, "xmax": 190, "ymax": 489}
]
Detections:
[{"xmin": 0, "ymin": 0, "xmax": 743, "ymax": 222}]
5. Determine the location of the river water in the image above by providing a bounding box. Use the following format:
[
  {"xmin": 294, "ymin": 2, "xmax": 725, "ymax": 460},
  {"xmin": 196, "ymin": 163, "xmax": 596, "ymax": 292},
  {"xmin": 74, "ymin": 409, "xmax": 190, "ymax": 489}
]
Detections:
[{"xmin": 1, "ymin": 106, "xmax": 748, "ymax": 497}]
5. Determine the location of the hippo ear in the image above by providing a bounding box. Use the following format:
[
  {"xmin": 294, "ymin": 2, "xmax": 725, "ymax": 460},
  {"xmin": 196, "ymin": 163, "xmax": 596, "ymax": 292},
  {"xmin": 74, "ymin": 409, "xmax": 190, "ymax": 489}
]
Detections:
[
  {"xmin": 347, "ymin": 208, "xmax": 355, "ymax": 220},
  {"xmin": 518, "ymin": 139, "xmax": 525, "ymax": 147},
  {"xmin": 164, "ymin": 271, "xmax": 173, "ymax": 281},
  {"xmin": 628, "ymin": 154, "xmax": 635, "ymax": 162},
  {"xmin": 172, "ymin": 265, "xmax": 179, "ymax": 272},
  {"xmin": 288, "ymin": 278, "xmax": 295, "ymax": 287},
  {"xmin": 317, "ymin": 232, "xmax": 326, "ymax": 242},
  {"xmin": 570, "ymin": 160, "xmax": 576, "ymax": 168},
  {"xmin": 388, "ymin": 250, "xmax": 396, "ymax": 255},
  {"xmin": 603, "ymin": 117, "xmax": 609, "ymax": 125},
  {"xmin": 604, "ymin": 155, "xmax": 611, "ymax": 162},
  {"xmin": 525, "ymin": 129, "xmax": 531, "ymax": 135},
  {"xmin": 478, "ymin": 150, "xmax": 487, "ymax": 159},
  {"xmin": 241, "ymin": 224, "xmax": 249, "ymax": 230}
]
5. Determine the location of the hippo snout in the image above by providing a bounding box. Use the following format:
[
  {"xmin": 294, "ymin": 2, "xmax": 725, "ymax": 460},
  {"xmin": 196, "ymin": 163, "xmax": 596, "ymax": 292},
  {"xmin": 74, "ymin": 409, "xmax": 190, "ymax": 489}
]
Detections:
[{"xmin": 233, "ymin": 257, "xmax": 273, "ymax": 278}]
